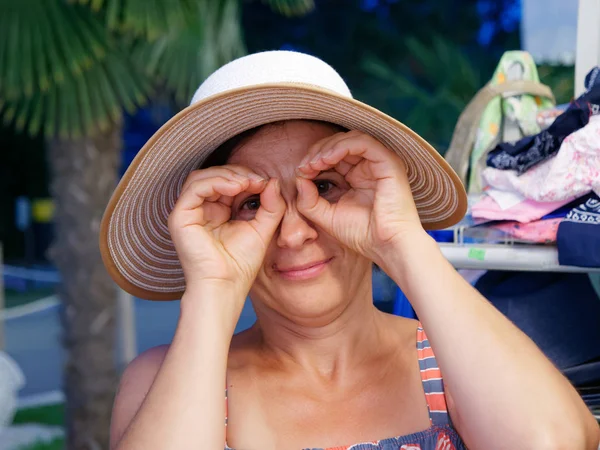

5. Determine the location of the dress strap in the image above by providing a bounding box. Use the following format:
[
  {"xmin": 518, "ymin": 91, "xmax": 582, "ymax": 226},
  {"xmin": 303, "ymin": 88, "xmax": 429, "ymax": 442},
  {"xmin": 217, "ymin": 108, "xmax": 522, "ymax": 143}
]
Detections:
[
  {"xmin": 416, "ymin": 324, "xmax": 451, "ymax": 427},
  {"xmin": 225, "ymin": 386, "xmax": 231, "ymax": 449},
  {"xmin": 225, "ymin": 386, "xmax": 229, "ymax": 427}
]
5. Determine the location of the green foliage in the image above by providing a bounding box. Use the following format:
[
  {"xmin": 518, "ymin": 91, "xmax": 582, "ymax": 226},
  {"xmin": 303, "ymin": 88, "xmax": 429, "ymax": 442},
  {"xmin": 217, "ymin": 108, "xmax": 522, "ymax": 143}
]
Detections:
[
  {"xmin": 131, "ymin": 0, "xmax": 246, "ymax": 106},
  {"xmin": 0, "ymin": 1, "xmax": 110, "ymax": 99},
  {"xmin": 362, "ymin": 35, "xmax": 486, "ymax": 153},
  {"xmin": 0, "ymin": 0, "xmax": 314, "ymax": 140},
  {"xmin": 2, "ymin": 51, "xmax": 151, "ymax": 139},
  {"xmin": 0, "ymin": 0, "xmax": 151, "ymax": 138},
  {"xmin": 538, "ymin": 64, "xmax": 575, "ymax": 105},
  {"xmin": 71, "ymin": 0, "xmax": 196, "ymax": 41},
  {"xmin": 263, "ymin": 0, "xmax": 314, "ymax": 16}
]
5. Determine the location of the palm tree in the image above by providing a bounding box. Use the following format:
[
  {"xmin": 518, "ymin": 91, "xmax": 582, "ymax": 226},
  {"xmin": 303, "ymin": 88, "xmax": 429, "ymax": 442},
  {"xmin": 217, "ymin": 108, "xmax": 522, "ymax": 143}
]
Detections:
[
  {"xmin": 0, "ymin": 1, "xmax": 312, "ymax": 448},
  {"xmin": 361, "ymin": 35, "xmax": 486, "ymax": 153}
]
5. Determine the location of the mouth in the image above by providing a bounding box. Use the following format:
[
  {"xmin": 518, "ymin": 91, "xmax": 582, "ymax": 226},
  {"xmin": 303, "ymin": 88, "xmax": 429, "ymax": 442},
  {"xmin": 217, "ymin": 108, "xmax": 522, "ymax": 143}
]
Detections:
[{"xmin": 275, "ymin": 257, "xmax": 334, "ymax": 281}]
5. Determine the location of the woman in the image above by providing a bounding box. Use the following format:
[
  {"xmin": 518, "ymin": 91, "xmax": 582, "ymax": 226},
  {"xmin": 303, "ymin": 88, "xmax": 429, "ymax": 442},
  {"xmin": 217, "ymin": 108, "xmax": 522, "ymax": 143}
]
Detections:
[{"xmin": 101, "ymin": 51, "xmax": 600, "ymax": 450}]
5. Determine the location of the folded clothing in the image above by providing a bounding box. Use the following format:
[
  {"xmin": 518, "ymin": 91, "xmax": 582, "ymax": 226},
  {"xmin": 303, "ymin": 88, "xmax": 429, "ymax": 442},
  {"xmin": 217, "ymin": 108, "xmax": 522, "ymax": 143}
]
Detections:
[
  {"xmin": 557, "ymin": 195, "xmax": 600, "ymax": 268},
  {"xmin": 486, "ymin": 66, "xmax": 600, "ymax": 173},
  {"xmin": 472, "ymin": 193, "xmax": 573, "ymax": 223},
  {"xmin": 490, "ymin": 218, "xmax": 562, "ymax": 244},
  {"xmin": 467, "ymin": 51, "xmax": 553, "ymax": 192},
  {"xmin": 482, "ymin": 114, "xmax": 600, "ymax": 202},
  {"xmin": 536, "ymin": 105, "xmax": 567, "ymax": 130}
]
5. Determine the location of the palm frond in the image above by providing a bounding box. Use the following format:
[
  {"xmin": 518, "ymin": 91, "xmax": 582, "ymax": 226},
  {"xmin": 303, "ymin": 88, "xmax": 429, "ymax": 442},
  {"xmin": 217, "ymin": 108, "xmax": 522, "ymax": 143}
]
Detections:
[
  {"xmin": 262, "ymin": 0, "xmax": 315, "ymax": 16},
  {"xmin": 361, "ymin": 36, "xmax": 485, "ymax": 152},
  {"xmin": 72, "ymin": 0, "xmax": 196, "ymax": 41},
  {"xmin": 0, "ymin": 0, "xmax": 110, "ymax": 99},
  {"xmin": 131, "ymin": 0, "xmax": 245, "ymax": 106},
  {"xmin": 538, "ymin": 64, "xmax": 575, "ymax": 105},
  {"xmin": 1, "ymin": 50, "xmax": 151, "ymax": 139}
]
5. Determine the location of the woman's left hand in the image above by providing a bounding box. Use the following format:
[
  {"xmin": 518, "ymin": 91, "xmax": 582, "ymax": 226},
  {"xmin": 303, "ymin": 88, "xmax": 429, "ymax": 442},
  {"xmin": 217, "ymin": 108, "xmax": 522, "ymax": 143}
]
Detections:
[{"xmin": 295, "ymin": 130, "xmax": 424, "ymax": 266}]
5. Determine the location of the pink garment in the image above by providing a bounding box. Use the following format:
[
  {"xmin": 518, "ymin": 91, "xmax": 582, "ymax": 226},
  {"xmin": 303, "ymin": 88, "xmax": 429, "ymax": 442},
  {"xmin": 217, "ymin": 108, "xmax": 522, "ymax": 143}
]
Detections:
[
  {"xmin": 471, "ymin": 194, "xmax": 572, "ymax": 223},
  {"xmin": 490, "ymin": 218, "xmax": 563, "ymax": 243},
  {"xmin": 482, "ymin": 115, "xmax": 600, "ymax": 202}
]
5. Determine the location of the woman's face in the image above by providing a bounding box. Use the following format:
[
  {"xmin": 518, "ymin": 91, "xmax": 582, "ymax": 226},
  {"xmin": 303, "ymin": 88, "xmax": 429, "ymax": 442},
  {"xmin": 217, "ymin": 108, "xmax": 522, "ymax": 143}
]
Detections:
[{"xmin": 227, "ymin": 120, "xmax": 372, "ymax": 325}]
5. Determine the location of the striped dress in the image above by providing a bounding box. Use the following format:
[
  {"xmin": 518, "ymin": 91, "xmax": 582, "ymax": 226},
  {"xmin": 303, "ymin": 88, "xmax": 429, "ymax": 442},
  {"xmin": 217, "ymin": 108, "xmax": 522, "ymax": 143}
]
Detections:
[{"xmin": 225, "ymin": 324, "xmax": 467, "ymax": 450}]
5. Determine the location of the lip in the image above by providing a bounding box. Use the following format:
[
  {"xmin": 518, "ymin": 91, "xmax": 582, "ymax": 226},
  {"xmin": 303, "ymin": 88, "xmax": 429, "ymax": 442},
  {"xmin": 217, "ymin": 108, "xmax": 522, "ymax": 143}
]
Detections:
[{"xmin": 275, "ymin": 257, "xmax": 333, "ymax": 281}]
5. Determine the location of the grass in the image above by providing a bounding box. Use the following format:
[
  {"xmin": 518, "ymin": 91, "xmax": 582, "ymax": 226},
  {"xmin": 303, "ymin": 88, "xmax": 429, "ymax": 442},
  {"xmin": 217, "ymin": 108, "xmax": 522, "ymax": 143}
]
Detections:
[
  {"xmin": 20, "ymin": 438, "xmax": 64, "ymax": 450},
  {"xmin": 12, "ymin": 403, "xmax": 65, "ymax": 427},
  {"xmin": 11, "ymin": 403, "xmax": 65, "ymax": 450},
  {"xmin": 4, "ymin": 287, "xmax": 56, "ymax": 309}
]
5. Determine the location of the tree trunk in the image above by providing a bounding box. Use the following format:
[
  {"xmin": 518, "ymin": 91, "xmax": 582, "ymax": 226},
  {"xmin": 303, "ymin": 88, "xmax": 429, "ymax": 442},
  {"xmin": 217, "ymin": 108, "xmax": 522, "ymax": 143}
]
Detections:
[{"xmin": 47, "ymin": 126, "xmax": 121, "ymax": 450}]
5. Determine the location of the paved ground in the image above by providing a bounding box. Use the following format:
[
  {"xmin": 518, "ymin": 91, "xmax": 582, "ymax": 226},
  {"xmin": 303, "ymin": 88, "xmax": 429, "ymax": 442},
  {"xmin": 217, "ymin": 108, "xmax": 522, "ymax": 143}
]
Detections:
[
  {"xmin": 5, "ymin": 269, "xmax": 397, "ymax": 398},
  {"xmin": 0, "ymin": 424, "xmax": 63, "ymax": 450},
  {"xmin": 5, "ymin": 298, "xmax": 257, "ymax": 397}
]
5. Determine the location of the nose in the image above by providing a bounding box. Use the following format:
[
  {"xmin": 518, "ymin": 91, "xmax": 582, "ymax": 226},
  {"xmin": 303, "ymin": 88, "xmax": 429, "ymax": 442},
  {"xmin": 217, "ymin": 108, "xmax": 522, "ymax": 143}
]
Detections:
[{"xmin": 276, "ymin": 207, "xmax": 318, "ymax": 249}]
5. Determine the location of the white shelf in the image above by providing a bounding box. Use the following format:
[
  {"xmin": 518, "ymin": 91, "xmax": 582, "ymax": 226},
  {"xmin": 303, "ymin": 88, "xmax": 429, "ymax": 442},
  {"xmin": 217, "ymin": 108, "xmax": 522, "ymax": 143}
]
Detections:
[{"xmin": 439, "ymin": 243, "xmax": 600, "ymax": 273}]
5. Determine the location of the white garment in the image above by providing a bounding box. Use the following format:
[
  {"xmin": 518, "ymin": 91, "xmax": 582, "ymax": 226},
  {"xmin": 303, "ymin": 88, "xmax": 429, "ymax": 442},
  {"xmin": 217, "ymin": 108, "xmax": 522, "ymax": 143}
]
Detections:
[{"xmin": 482, "ymin": 115, "xmax": 600, "ymax": 202}]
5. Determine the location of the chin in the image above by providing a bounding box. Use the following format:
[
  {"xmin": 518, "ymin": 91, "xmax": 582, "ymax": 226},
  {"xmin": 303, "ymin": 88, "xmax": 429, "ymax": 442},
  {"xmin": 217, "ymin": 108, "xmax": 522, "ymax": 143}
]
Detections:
[{"xmin": 251, "ymin": 279, "xmax": 350, "ymax": 323}]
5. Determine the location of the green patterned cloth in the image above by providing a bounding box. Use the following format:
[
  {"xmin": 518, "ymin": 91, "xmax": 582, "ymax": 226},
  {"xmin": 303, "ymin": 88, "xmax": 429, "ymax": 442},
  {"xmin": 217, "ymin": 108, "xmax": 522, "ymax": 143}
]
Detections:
[{"xmin": 468, "ymin": 51, "xmax": 555, "ymax": 193}]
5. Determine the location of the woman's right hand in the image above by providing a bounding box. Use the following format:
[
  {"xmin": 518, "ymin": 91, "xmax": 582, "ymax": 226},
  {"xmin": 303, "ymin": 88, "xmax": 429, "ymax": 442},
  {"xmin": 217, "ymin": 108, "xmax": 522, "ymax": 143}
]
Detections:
[{"xmin": 168, "ymin": 165, "xmax": 285, "ymax": 300}]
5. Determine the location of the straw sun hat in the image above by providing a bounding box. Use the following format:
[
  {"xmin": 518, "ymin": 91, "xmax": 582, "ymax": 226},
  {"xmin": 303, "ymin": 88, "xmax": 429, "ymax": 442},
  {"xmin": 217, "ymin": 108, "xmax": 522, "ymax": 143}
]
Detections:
[{"xmin": 100, "ymin": 50, "xmax": 467, "ymax": 301}]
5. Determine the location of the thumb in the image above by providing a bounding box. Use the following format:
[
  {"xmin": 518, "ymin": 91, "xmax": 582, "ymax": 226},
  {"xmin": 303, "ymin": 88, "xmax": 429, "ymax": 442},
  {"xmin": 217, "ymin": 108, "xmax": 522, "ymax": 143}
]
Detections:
[
  {"xmin": 250, "ymin": 178, "xmax": 285, "ymax": 244},
  {"xmin": 296, "ymin": 177, "xmax": 335, "ymax": 231}
]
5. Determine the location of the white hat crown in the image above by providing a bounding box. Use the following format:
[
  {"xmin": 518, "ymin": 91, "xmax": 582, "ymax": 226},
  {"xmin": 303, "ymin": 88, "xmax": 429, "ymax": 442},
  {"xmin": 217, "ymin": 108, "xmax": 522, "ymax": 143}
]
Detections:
[{"xmin": 190, "ymin": 50, "xmax": 353, "ymax": 105}]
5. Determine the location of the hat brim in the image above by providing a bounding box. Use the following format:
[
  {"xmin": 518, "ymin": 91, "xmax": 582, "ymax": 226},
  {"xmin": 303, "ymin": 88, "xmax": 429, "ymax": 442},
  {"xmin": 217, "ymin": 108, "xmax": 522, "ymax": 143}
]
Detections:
[{"xmin": 100, "ymin": 83, "xmax": 467, "ymax": 301}]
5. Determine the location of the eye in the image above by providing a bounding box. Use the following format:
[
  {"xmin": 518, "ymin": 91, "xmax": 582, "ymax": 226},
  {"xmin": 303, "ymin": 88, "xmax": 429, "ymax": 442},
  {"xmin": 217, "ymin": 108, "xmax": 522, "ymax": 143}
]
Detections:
[
  {"xmin": 314, "ymin": 180, "xmax": 335, "ymax": 195},
  {"xmin": 240, "ymin": 196, "xmax": 260, "ymax": 211}
]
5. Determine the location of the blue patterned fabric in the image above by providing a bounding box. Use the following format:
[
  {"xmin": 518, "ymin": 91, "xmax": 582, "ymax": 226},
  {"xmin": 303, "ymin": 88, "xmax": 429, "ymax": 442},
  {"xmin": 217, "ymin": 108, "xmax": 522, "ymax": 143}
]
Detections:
[{"xmin": 557, "ymin": 194, "xmax": 600, "ymax": 268}]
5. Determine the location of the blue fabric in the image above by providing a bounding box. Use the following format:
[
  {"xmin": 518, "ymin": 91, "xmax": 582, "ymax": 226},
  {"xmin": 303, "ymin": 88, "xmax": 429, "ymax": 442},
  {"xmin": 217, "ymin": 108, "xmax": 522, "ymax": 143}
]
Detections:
[
  {"xmin": 540, "ymin": 193, "xmax": 596, "ymax": 220},
  {"xmin": 475, "ymin": 271, "xmax": 600, "ymax": 373},
  {"xmin": 487, "ymin": 66, "xmax": 600, "ymax": 173},
  {"xmin": 393, "ymin": 288, "xmax": 417, "ymax": 319},
  {"xmin": 557, "ymin": 195, "xmax": 600, "ymax": 268},
  {"xmin": 564, "ymin": 360, "xmax": 600, "ymax": 388}
]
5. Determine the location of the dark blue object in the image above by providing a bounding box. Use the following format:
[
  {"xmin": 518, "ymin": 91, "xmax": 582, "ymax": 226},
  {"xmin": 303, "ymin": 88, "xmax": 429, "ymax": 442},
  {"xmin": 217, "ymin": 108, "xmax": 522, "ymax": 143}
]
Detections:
[
  {"xmin": 557, "ymin": 194, "xmax": 600, "ymax": 268},
  {"xmin": 392, "ymin": 287, "xmax": 417, "ymax": 319},
  {"xmin": 475, "ymin": 271, "xmax": 600, "ymax": 381}
]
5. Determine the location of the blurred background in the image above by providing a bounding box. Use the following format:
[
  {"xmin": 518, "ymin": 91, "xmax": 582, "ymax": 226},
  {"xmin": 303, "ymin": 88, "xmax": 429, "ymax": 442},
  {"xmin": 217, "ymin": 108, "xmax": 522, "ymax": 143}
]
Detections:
[{"xmin": 0, "ymin": 0, "xmax": 595, "ymax": 449}]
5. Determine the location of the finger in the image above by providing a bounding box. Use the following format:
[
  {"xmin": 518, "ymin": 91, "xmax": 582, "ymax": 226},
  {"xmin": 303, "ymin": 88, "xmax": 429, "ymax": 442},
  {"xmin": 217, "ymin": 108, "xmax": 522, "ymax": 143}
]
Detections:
[
  {"xmin": 332, "ymin": 159, "xmax": 354, "ymax": 176},
  {"xmin": 205, "ymin": 175, "xmax": 269, "ymax": 204},
  {"xmin": 175, "ymin": 177, "xmax": 247, "ymax": 212},
  {"xmin": 296, "ymin": 134, "xmax": 359, "ymax": 179},
  {"xmin": 201, "ymin": 202, "xmax": 232, "ymax": 231},
  {"xmin": 181, "ymin": 166, "xmax": 267, "ymax": 193},
  {"xmin": 296, "ymin": 133, "xmax": 369, "ymax": 178},
  {"xmin": 298, "ymin": 130, "xmax": 353, "ymax": 169},
  {"xmin": 248, "ymin": 178, "xmax": 286, "ymax": 244},
  {"xmin": 295, "ymin": 177, "xmax": 336, "ymax": 232},
  {"xmin": 298, "ymin": 133, "xmax": 398, "ymax": 180}
]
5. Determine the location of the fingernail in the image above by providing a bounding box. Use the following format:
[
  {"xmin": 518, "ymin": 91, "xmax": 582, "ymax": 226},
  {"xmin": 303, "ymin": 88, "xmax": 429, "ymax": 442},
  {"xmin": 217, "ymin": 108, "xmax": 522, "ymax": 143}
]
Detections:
[
  {"xmin": 295, "ymin": 168, "xmax": 310, "ymax": 178},
  {"xmin": 299, "ymin": 155, "xmax": 311, "ymax": 167},
  {"xmin": 310, "ymin": 154, "xmax": 322, "ymax": 164},
  {"xmin": 248, "ymin": 173, "xmax": 265, "ymax": 182},
  {"xmin": 232, "ymin": 173, "xmax": 248, "ymax": 182}
]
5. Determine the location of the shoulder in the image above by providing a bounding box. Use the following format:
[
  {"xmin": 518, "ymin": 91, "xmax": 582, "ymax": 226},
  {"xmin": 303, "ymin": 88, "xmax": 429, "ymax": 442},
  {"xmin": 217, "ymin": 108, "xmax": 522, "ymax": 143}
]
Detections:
[
  {"xmin": 380, "ymin": 313, "xmax": 421, "ymax": 344},
  {"xmin": 110, "ymin": 345, "xmax": 170, "ymax": 448},
  {"xmin": 120, "ymin": 345, "xmax": 170, "ymax": 386},
  {"xmin": 227, "ymin": 327, "xmax": 260, "ymax": 371}
]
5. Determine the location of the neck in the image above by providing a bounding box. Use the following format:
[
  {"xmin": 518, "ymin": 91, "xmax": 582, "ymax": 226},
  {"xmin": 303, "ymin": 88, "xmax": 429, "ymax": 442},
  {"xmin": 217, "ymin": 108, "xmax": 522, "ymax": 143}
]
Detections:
[{"xmin": 250, "ymin": 280, "xmax": 388, "ymax": 386}]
